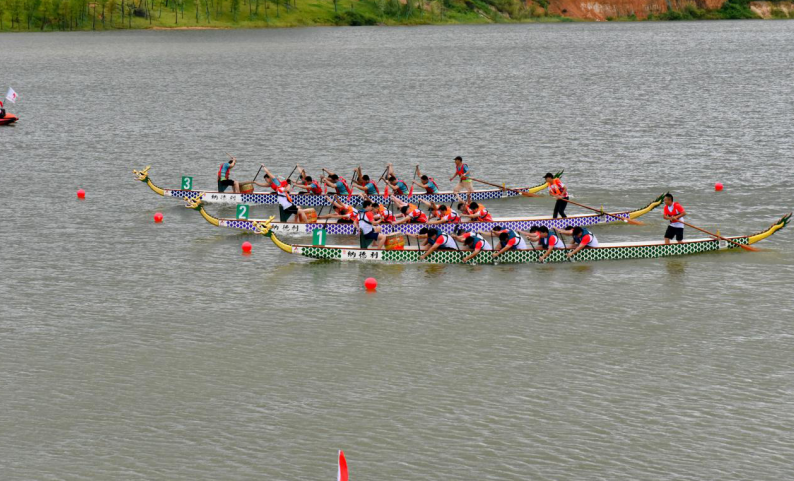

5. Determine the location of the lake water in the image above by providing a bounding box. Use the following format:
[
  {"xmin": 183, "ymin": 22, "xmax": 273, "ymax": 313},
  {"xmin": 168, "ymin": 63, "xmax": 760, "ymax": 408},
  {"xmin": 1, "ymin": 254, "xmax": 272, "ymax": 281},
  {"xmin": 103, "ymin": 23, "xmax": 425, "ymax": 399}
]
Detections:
[{"xmin": 1, "ymin": 21, "xmax": 793, "ymax": 480}]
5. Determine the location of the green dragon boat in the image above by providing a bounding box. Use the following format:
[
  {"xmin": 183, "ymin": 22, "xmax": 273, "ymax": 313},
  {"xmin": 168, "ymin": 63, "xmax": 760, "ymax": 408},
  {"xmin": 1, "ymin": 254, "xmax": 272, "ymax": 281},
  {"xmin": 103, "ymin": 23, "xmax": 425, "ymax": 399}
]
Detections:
[{"xmin": 252, "ymin": 214, "xmax": 791, "ymax": 264}]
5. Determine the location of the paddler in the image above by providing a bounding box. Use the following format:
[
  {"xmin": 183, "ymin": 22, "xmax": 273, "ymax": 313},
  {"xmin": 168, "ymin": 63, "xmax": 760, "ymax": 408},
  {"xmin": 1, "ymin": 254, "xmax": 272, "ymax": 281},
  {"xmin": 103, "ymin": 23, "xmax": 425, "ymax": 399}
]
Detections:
[
  {"xmin": 352, "ymin": 166, "xmax": 381, "ymax": 196},
  {"xmin": 385, "ymin": 163, "xmax": 410, "ymax": 196},
  {"xmin": 371, "ymin": 202, "xmax": 397, "ymax": 224},
  {"xmin": 317, "ymin": 195, "xmax": 358, "ymax": 223},
  {"xmin": 390, "ymin": 195, "xmax": 428, "ymax": 224},
  {"xmin": 413, "ymin": 168, "xmax": 441, "ymax": 194},
  {"xmin": 461, "ymin": 232, "xmax": 493, "ymax": 262},
  {"xmin": 556, "ymin": 225, "xmax": 599, "ymax": 259},
  {"xmin": 217, "ymin": 156, "xmax": 241, "ymax": 193},
  {"xmin": 419, "ymin": 227, "xmax": 459, "ymax": 260},
  {"xmin": 294, "ymin": 166, "xmax": 324, "ymax": 195},
  {"xmin": 0, "ymin": 100, "xmax": 5, "ymax": 119},
  {"xmin": 254, "ymin": 166, "xmax": 289, "ymax": 192},
  {"xmin": 459, "ymin": 201, "xmax": 493, "ymax": 223},
  {"xmin": 450, "ymin": 156, "xmax": 473, "ymax": 195},
  {"xmin": 358, "ymin": 200, "xmax": 388, "ymax": 249},
  {"xmin": 491, "ymin": 226, "xmax": 528, "ymax": 258},
  {"xmin": 545, "ymin": 173, "xmax": 569, "ymax": 219},
  {"xmin": 662, "ymin": 193, "xmax": 687, "ymax": 244},
  {"xmin": 535, "ymin": 226, "xmax": 566, "ymax": 262},
  {"xmin": 321, "ymin": 169, "xmax": 351, "ymax": 197},
  {"xmin": 420, "ymin": 200, "xmax": 461, "ymax": 224}
]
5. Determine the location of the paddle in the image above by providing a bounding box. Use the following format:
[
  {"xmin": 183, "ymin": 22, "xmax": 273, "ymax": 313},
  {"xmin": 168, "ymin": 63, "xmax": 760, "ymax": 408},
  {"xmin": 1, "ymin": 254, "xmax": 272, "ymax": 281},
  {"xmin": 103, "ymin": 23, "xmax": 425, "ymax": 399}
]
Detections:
[
  {"xmin": 252, "ymin": 164, "xmax": 263, "ymax": 183},
  {"xmin": 408, "ymin": 165, "xmax": 419, "ymax": 197},
  {"xmin": 470, "ymin": 177, "xmax": 540, "ymax": 198},
  {"xmin": 286, "ymin": 165, "xmax": 297, "ymax": 181},
  {"xmin": 681, "ymin": 221, "xmax": 760, "ymax": 252},
  {"xmin": 555, "ymin": 198, "xmax": 644, "ymax": 226}
]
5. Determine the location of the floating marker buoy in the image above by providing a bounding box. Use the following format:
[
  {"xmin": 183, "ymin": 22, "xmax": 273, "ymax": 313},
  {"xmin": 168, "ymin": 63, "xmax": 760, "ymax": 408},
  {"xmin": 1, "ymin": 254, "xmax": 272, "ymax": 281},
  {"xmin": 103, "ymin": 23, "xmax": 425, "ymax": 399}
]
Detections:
[
  {"xmin": 364, "ymin": 277, "xmax": 377, "ymax": 290},
  {"xmin": 154, "ymin": 212, "xmax": 163, "ymax": 223},
  {"xmin": 715, "ymin": 182, "xmax": 724, "ymax": 192},
  {"xmin": 77, "ymin": 189, "xmax": 85, "ymax": 199},
  {"xmin": 242, "ymin": 241, "xmax": 252, "ymax": 254}
]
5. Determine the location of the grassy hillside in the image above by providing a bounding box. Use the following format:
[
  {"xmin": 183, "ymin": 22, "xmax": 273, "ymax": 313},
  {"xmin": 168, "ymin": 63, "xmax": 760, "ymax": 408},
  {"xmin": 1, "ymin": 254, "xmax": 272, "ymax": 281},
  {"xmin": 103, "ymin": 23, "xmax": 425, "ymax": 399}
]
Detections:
[{"xmin": 0, "ymin": 0, "xmax": 568, "ymax": 31}]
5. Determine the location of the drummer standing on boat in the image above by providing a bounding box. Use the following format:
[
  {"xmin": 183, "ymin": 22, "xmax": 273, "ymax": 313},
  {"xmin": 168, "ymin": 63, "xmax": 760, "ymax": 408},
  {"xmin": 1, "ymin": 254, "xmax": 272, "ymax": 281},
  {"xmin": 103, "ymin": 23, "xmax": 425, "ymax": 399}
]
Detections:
[
  {"xmin": 217, "ymin": 156, "xmax": 240, "ymax": 193},
  {"xmin": 663, "ymin": 193, "xmax": 687, "ymax": 244},
  {"xmin": 451, "ymin": 156, "xmax": 474, "ymax": 195},
  {"xmin": 546, "ymin": 173, "xmax": 569, "ymax": 219}
]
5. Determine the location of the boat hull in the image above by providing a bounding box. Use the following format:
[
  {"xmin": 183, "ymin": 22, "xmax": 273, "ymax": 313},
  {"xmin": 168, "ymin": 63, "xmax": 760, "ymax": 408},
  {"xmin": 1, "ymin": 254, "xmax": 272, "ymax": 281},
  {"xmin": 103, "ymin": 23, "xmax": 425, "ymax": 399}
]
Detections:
[
  {"xmin": 258, "ymin": 214, "xmax": 791, "ymax": 265},
  {"xmin": 0, "ymin": 114, "xmax": 18, "ymax": 126}
]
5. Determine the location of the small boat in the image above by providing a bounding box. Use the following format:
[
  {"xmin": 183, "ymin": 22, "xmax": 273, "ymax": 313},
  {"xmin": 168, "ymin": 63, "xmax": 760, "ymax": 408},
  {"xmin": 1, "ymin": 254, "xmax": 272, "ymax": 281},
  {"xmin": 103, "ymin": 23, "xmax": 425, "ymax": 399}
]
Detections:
[
  {"xmin": 0, "ymin": 113, "xmax": 18, "ymax": 126},
  {"xmin": 185, "ymin": 193, "xmax": 667, "ymax": 236},
  {"xmin": 252, "ymin": 214, "xmax": 791, "ymax": 264},
  {"xmin": 134, "ymin": 165, "xmax": 562, "ymax": 206}
]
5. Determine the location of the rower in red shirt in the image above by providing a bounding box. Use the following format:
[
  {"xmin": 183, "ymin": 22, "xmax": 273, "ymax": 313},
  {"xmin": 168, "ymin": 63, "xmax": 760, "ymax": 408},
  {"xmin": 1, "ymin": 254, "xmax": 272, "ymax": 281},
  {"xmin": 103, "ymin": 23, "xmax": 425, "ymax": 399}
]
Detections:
[{"xmin": 390, "ymin": 195, "xmax": 428, "ymax": 224}]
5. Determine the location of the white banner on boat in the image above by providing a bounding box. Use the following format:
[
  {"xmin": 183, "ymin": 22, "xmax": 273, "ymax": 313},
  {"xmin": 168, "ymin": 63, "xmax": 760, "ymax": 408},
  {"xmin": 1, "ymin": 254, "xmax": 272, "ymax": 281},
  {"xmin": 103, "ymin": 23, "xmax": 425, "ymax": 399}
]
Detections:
[
  {"xmin": 202, "ymin": 192, "xmax": 242, "ymax": 204},
  {"xmin": 340, "ymin": 249, "xmax": 383, "ymax": 261}
]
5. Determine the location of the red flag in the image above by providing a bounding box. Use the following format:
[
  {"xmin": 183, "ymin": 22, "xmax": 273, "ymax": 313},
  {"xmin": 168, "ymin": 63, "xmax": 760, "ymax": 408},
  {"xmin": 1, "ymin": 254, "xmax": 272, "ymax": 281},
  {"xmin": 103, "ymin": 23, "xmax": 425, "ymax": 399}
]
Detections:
[
  {"xmin": 384, "ymin": 183, "xmax": 389, "ymax": 198},
  {"xmin": 408, "ymin": 183, "xmax": 414, "ymax": 197},
  {"xmin": 338, "ymin": 450, "xmax": 348, "ymax": 481}
]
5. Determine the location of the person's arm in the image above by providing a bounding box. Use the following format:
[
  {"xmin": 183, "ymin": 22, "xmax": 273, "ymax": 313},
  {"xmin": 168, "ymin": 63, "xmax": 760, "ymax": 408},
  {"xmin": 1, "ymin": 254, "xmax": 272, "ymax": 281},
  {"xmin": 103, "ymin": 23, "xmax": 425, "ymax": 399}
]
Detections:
[
  {"xmin": 566, "ymin": 242, "xmax": 586, "ymax": 259},
  {"xmin": 390, "ymin": 195, "xmax": 406, "ymax": 208},
  {"xmin": 322, "ymin": 168, "xmax": 336, "ymax": 177},
  {"xmin": 386, "ymin": 163, "xmax": 396, "ymax": 179},
  {"xmin": 538, "ymin": 243, "xmax": 554, "ymax": 262},
  {"xmin": 252, "ymin": 181, "xmax": 270, "ymax": 188},
  {"xmin": 673, "ymin": 205, "xmax": 686, "ymax": 222},
  {"xmin": 492, "ymin": 243, "xmax": 511, "ymax": 258},
  {"xmin": 418, "ymin": 199, "xmax": 433, "ymax": 208},
  {"xmin": 260, "ymin": 166, "xmax": 276, "ymax": 180},
  {"xmin": 419, "ymin": 242, "xmax": 441, "ymax": 260},
  {"xmin": 556, "ymin": 228, "xmax": 574, "ymax": 236},
  {"xmin": 353, "ymin": 183, "xmax": 368, "ymax": 192},
  {"xmin": 462, "ymin": 245, "xmax": 482, "ymax": 263}
]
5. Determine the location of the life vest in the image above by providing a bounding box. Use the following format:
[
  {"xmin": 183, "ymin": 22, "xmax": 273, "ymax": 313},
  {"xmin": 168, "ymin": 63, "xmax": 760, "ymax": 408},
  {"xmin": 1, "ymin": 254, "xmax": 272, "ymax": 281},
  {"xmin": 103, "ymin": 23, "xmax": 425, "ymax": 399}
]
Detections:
[
  {"xmin": 499, "ymin": 230, "xmax": 527, "ymax": 250},
  {"xmin": 475, "ymin": 206, "xmax": 492, "ymax": 222},
  {"xmin": 365, "ymin": 182, "xmax": 380, "ymax": 196},
  {"xmin": 217, "ymin": 162, "xmax": 232, "ymax": 180},
  {"xmin": 428, "ymin": 232, "xmax": 458, "ymax": 250},
  {"xmin": 336, "ymin": 177, "xmax": 351, "ymax": 196},
  {"xmin": 426, "ymin": 178, "xmax": 440, "ymax": 194},
  {"xmin": 456, "ymin": 164, "xmax": 469, "ymax": 181},
  {"xmin": 358, "ymin": 210, "xmax": 375, "ymax": 234},
  {"xmin": 337, "ymin": 204, "xmax": 357, "ymax": 221},
  {"xmin": 470, "ymin": 234, "xmax": 492, "ymax": 251},
  {"xmin": 394, "ymin": 180, "xmax": 409, "ymax": 195},
  {"xmin": 540, "ymin": 233, "xmax": 565, "ymax": 249},
  {"xmin": 309, "ymin": 180, "xmax": 322, "ymax": 195},
  {"xmin": 548, "ymin": 178, "xmax": 565, "ymax": 196},
  {"xmin": 408, "ymin": 208, "xmax": 428, "ymax": 223},
  {"xmin": 573, "ymin": 228, "xmax": 599, "ymax": 247}
]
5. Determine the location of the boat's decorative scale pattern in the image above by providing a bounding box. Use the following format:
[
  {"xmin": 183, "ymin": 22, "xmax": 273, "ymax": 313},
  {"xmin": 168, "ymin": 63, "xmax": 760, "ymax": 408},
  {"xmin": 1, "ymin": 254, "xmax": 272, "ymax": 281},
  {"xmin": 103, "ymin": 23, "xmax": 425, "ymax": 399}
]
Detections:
[
  {"xmin": 253, "ymin": 214, "xmax": 791, "ymax": 265},
  {"xmin": 205, "ymin": 193, "xmax": 667, "ymax": 235}
]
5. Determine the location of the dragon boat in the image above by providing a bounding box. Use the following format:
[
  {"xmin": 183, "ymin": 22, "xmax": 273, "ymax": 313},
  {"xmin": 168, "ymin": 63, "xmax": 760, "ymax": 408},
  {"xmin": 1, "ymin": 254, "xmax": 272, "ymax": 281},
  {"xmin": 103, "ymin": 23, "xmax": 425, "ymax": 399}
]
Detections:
[
  {"xmin": 251, "ymin": 214, "xmax": 791, "ymax": 265},
  {"xmin": 134, "ymin": 166, "xmax": 562, "ymax": 207},
  {"xmin": 185, "ymin": 193, "xmax": 667, "ymax": 236}
]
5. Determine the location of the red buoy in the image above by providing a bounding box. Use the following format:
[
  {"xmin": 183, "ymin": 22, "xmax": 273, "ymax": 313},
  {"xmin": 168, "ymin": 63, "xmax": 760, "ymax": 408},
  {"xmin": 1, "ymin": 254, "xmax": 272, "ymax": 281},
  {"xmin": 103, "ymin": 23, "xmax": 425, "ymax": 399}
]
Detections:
[
  {"xmin": 242, "ymin": 241, "xmax": 253, "ymax": 254},
  {"xmin": 154, "ymin": 212, "xmax": 164, "ymax": 223},
  {"xmin": 364, "ymin": 277, "xmax": 377, "ymax": 290},
  {"xmin": 715, "ymin": 182, "xmax": 724, "ymax": 192},
  {"xmin": 77, "ymin": 189, "xmax": 86, "ymax": 199}
]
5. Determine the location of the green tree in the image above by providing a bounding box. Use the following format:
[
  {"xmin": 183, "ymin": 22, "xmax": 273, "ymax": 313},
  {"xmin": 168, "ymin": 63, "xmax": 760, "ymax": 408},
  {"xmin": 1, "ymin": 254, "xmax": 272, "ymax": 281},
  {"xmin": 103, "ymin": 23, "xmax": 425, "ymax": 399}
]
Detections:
[
  {"xmin": 0, "ymin": 0, "xmax": 6, "ymax": 30},
  {"xmin": 230, "ymin": 0, "xmax": 238, "ymax": 20}
]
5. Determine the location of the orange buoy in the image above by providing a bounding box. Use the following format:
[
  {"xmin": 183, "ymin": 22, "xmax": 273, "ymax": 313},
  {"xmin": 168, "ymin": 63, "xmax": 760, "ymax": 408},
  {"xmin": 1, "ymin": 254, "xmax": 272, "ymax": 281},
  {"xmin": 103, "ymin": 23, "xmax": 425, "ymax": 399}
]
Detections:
[
  {"xmin": 154, "ymin": 212, "xmax": 163, "ymax": 223},
  {"xmin": 242, "ymin": 241, "xmax": 253, "ymax": 254},
  {"xmin": 77, "ymin": 189, "xmax": 86, "ymax": 199},
  {"xmin": 715, "ymin": 182, "xmax": 724, "ymax": 192},
  {"xmin": 364, "ymin": 277, "xmax": 377, "ymax": 290}
]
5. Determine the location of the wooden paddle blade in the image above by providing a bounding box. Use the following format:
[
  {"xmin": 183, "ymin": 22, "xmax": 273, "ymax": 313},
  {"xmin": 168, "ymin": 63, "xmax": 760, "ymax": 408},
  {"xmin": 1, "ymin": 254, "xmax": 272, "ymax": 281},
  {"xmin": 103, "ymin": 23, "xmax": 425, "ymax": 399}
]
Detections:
[
  {"xmin": 625, "ymin": 218, "xmax": 644, "ymax": 226},
  {"xmin": 738, "ymin": 243, "xmax": 761, "ymax": 252},
  {"xmin": 521, "ymin": 192, "xmax": 539, "ymax": 198}
]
